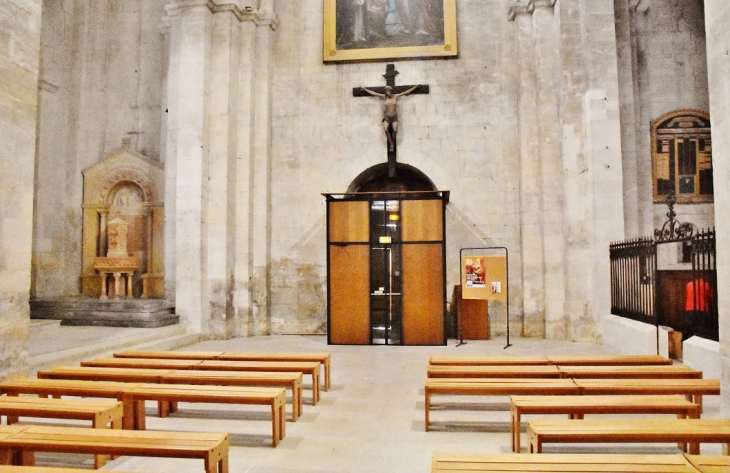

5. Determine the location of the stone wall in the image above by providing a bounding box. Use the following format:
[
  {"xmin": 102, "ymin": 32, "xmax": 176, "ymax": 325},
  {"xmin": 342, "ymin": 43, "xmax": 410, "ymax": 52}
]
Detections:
[
  {"xmin": 33, "ymin": 0, "xmax": 167, "ymax": 298},
  {"xmin": 704, "ymin": 0, "xmax": 730, "ymax": 417},
  {"xmin": 614, "ymin": 0, "xmax": 712, "ymax": 239},
  {"xmin": 0, "ymin": 0, "xmax": 42, "ymax": 379}
]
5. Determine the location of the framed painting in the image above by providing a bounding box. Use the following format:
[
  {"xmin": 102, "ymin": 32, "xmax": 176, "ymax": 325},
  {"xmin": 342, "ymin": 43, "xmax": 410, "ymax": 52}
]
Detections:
[{"xmin": 323, "ymin": 0, "xmax": 458, "ymax": 63}]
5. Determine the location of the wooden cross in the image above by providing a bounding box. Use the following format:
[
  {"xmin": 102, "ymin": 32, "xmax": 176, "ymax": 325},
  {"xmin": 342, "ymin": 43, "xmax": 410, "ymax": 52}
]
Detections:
[{"xmin": 353, "ymin": 64, "xmax": 429, "ymax": 178}]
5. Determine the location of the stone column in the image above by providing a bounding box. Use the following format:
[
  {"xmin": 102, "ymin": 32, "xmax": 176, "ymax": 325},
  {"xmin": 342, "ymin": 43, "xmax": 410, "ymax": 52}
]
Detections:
[
  {"xmin": 509, "ymin": 1, "xmax": 546, "ymax": 338},
  {"xmin": 703, "ymin": 0, "xmax": 730, "ymax": 416},
  {"xmin": 249, "ymin": 2, "xmax": 277, "ymax": 336},
  {"xmin": 533, "ymin": 0, "xmax": 567, "ymax": 340},
  {"xmin": 0, "ymin": 0, "xmax": 42, "ymax": 380},
  {"xmin": 166, "ymin": 0, "xmax": 213, "ymax": 332},
  {"xmin": 98, "ymin": 209, "xmax": 109, "ymax": 256}
]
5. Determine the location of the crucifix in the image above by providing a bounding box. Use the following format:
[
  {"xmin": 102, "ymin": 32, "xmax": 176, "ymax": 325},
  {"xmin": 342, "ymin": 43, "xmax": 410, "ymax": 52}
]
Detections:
[{"xmin": 354, "ymin": 64, "xmax": 429, "ymax": 178}]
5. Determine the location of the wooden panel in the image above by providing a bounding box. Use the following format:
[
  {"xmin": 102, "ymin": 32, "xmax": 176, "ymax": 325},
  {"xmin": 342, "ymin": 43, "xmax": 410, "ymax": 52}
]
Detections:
[
  {"xmin": 401, "ymin": 199, "xmax": 442, "ymax": 242},
  {"xmin": 657, "ymin": 270, "xmax": 693, "ymax": 331},
  {"xmin": 402, "ymin": 244, "xmax": 444, "ymax": 345},
  {"xmin": 329, "ymin": 201, "xmax": 369, "ymax": 242},
  {"xmin": 454, "ymin": 285, "xmax": 489, "ymax": 340},
  {"xmin": 329, "ymin": 245, "xmax": 370, "ymax": 344}
]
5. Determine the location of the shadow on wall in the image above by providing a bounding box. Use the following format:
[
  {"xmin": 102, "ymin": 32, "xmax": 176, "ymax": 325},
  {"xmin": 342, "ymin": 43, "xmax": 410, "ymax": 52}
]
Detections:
[{"xmin": 444, "ymin": 204, "xmax": 523, "ymax": 338}]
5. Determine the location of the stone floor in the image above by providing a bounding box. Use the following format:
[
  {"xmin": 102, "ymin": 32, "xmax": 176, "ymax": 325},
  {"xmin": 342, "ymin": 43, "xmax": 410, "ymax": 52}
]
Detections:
[{"xmin": 24, "ymin": 328, "xmax": 723, "ymax": 472}]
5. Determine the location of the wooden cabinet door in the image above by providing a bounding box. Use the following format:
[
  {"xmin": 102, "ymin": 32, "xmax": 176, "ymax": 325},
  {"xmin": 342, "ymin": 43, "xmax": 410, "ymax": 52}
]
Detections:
[{"xmin": 402, "ymin": 244, "xmax": 444, "ymax": 345}]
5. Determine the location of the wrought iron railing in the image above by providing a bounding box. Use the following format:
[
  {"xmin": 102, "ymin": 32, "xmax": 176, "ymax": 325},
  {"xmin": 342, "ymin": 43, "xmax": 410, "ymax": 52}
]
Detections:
[
  {"xmin": 609, "ymin": 237, "xmax": 657, "ymax": 325},
  {"xmin": 691, "ymin": 228, "xmax": 718, "ymax": 341}
]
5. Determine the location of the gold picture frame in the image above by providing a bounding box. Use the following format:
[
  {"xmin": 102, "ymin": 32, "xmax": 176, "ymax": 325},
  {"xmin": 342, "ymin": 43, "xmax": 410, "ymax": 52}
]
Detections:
[{"xmin": 323, "ymin": 0, "xmax": 458, "ymax": 63}]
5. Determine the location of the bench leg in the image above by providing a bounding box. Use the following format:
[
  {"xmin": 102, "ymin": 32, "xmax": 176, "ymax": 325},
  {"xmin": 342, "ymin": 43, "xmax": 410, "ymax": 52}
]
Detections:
[
  {"xmin": 206, "ymin": 451, "xmax": 229, "ymax": 473},
  {"xmin": 291, "ymin": 382, "xmax": 300, "ymax": 422},
  {"xmin": 312, "ymin": 372, "xmax": 320, "ymax": 405},
  {"xmin": 689, "ymin": 442, "xmax": 700, "ymax": 455},
  {"xmin": 424, "ymin": 390, "xmax": 430, "ymax": 432},
  {"xmin": 324, "ymin": 363, "xmax": 330, "ymax": 391},
  {"xmin": 136, "ymin": 400, "xmax": 147, "ymax": 430},
  {"xmin": 6, "ymin": 415, "xmax": 18, "ymax": 425},
  {"xmin": 511, "ymin": 409, "xmax": 521, "ymax": 453},
  {"xmin": 19, "ymin": 451, "xmax": 35, "ymax": 466},
  {"xmin": 0, "ymin": 447, "xmax": 13, "ymax": 465}
]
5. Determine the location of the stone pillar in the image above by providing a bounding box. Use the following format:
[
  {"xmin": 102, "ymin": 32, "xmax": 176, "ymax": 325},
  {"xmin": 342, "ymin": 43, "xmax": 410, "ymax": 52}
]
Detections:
[
  {"xmin": 249, "ymin": 3, "xmax": 277, "ymax": 336},
  {"xmin": 533, "ymin": 0, "xmax": 567, "ymax": 340},
  {"xmin": 0, "ymin": 0, "xmax": 42, "ymax": 380},
  {"xmin": 509, "ymin": 1, "xmax": 546, "ymax": 338},
  {"xmin": 703, "ymin": 0, "xmax": 730, "ymax": 416},
  {"xmin": 162, "ymin": 1, "xmax": 277, "ymax": 337},
  {"xmin": 168, "ymin": 0, "xmax": 212, "ymax": 333}
]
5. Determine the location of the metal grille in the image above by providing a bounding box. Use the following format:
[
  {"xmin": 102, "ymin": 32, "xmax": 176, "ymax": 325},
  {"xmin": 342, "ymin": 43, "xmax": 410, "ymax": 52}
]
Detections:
[
  {"xmin": 691, "ymin": 228, "xmax": 718, "ymax": 341},
  {"xmin": 609, "ymin": 237, "xmax": 657, "ymax": 324}
]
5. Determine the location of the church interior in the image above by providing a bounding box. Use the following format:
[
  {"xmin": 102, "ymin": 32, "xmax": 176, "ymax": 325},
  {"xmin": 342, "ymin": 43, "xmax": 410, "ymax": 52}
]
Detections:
[{"xmin": 3, "ymin": 0, "xmax": 730, "ymax": 471}]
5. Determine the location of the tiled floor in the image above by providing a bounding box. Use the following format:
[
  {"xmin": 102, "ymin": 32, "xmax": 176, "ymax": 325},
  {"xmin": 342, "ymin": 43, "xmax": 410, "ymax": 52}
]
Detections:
[{"xmin": 25, "ymin": 329, "xmax": 722, "ymax": 472}]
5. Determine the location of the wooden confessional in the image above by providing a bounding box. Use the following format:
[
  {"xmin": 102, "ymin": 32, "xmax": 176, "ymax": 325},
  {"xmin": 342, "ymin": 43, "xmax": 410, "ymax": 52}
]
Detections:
[{"xmin": 324, "ymin": 191, "xmax": 448, "ymax": 345}]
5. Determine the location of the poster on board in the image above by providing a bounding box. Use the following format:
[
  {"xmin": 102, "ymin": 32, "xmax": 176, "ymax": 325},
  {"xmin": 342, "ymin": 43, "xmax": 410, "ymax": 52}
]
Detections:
[{"xmin": 462, "ymin": 255, "xmax": 507, "ymax": 301}]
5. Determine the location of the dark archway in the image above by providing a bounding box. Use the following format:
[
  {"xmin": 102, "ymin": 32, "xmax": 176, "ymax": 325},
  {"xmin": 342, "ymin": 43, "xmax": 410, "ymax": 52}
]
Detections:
[{"xmin": 347, "ymin": 163, "xmax": 437, "ymax": 193}]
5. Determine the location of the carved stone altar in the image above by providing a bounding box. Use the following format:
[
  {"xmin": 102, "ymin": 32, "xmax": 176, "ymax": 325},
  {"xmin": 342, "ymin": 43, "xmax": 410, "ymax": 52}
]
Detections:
[
  {"xmin": 94, "ymin": 218, "xmax": 140, "ymax": 299},
  {"xmin": 81, "ymin": 143, "xmax": 165, "ymax": 299}
]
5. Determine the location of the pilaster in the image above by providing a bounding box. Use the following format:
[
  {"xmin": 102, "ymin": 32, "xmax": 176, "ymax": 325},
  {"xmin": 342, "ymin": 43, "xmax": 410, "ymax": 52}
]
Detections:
[
  {"xmin": 510, "ymin": 3, "xmax": 546, "ymax": 338},
  {"xmin": 533, "ymin": 0, "xmax": 567, "ymax": 340}
]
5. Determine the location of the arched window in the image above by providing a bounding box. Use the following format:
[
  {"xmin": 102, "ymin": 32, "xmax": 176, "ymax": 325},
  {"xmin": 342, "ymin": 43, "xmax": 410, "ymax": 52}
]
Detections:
[{"xmin": 652, "ymin": 110, "xmax": 713, "ymax": 203}]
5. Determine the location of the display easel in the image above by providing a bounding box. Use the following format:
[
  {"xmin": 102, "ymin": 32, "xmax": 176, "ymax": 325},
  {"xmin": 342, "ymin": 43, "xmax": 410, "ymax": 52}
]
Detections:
[{"xmin": 458, "ymin": 247, "xmax": 511, "ymax": 349}]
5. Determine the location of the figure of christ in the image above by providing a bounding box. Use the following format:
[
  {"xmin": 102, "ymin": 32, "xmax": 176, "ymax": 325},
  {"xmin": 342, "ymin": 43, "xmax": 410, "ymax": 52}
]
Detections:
[{"xmin": 359, "ymin": 84, "xmax": 420, "ymax": 151}]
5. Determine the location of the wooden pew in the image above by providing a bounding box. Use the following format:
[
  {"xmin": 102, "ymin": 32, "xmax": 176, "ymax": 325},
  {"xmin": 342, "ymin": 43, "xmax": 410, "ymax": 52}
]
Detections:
[
  {"xmin": 0, "ymin": 378, "xmax": 139, "ymax": 404},
  {"xmin": 121, "ymin": 384, "xmax": 286, "ymax": 447},
  {"xmin": 558, "ymin": 365, "xmax": 703, "ymax": 379},
  {"xmin": 685, "ymin": 455, "xmax": 730, "ymax": 472},
  {"xmin": 0, "ymin": 425, "xmax": 229, "ymax": 473},
  {"xmin": 38, "ymin": 366, "xmax": 303, "ymax": 421},
  {"xmin": 431, "ymin": 452, "xmax": 701, "ymax": 473},
  {"xmin": 81, "ymin": 357, "xmax": 320, "ymax": 405},
  {"xmin": 574, "ymin": 378, "xmax": 721, "ymax": 412},
  {"xmin": 426, "ymin": 365, "xmax": 563, "ymax": 379},
  {"xmin": 424, "ymin": 378, "xmax": 580, "ymax": 431},
  {"xmin": 527, "ymin": 418, "xmax": 730, "ymax": 454},
  {"xmin": 115, "ymin": 350, "xmax": 333, "ymax": 392},
  {"xmin": 510, "ymin": 395, "xmax": 701, "ymax": 453}
]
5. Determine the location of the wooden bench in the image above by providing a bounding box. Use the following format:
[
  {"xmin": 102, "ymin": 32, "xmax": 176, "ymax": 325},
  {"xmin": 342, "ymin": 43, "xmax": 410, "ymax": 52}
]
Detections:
[
  {"xmin": 527, "ymin": 418, "xmax": 730, "ymax": 454},
  {"xmin": 558, "ymin": 364, "xmax": 703, "ymax": 379},
  {"xmin": 685, "ymin": 454, "xmax": 730, "ymax": 472},
  {"xmin": 38, "ymin": 366, "xmax": 303, "ymax": 421},
  {"xmin": 82, "ymin": 357, "xmax": 320, "ymax": 405},
  {"xmin": 0, "ymin": 467, "xmax": 149, "ymax": 473},
  {"xmin": 0, "ymin": 397, "xmax": 123, "ymax": 468},
  {"xmin": 120, "ymin": 383, "xmax": 286, "ymax": 447},
  {"xmin": 196, "ymin": 360, "xmax": 320, "ymax": 405},
  {"xmin": 428, "ymin": 354, "xmax": 672, "ymax": 367},
  {"xmin": 424, "ymin": 378, "xmax": 580, "ymax": 431},
  {"xmin": 432, "ymin": 452, "xmax": 702, "ymax": 472},
  {"xmin": 429, "ymin": 355, "xmax": 549, "ymax": 366},
  {"xmin": 510, "ymin": 395, "xmax": 701, "ymax": 452},
  {"xmin": 0, "ymin": 424, "xmax": 229, "ymax": 473},
  {"xmin": 427, "ymin": 365, "xmax": 563, "ymax": 379},
  {"xmin": 547, "ymin": 355, "xmax": 674, "ymax": 365},
  {"xmin": 0, "ymin": 378, "xmax": 139, "ymax": 403},
  {"xmin": 115, "ymin": 350, "xmax": 332, "ymax": 392},
  {"xmin": 574, "ymin": 378, "xmax": 721, "ymax": 412}
]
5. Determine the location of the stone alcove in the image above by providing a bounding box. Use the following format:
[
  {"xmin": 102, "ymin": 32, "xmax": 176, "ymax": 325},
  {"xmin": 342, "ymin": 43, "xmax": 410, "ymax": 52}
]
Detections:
[{"xmin": 81, "ymin": 144, "xmax": 165, "ymax": 299}]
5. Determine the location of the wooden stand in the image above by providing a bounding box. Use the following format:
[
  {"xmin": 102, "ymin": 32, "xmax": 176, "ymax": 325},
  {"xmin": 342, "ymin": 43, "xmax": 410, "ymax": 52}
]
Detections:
[{"xmin": 453, "ymin": 285, "xmax": 489, "ymax": 340}]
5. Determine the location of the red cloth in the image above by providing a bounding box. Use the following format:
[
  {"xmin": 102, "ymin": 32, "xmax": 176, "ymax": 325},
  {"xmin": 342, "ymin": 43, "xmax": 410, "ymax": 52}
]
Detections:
[{"xmin": 685, "ymin": 279, "xmax": 712, "ymax": 312}]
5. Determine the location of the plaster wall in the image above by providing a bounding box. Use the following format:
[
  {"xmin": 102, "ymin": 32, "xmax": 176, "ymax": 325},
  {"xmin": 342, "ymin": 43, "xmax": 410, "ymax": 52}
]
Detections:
[
  {"xmin": 33, "ymin": 0, "xmax": 167, "ymax": 299},
  {"xmin": 0, "ymin": 0, "xmax": 42, "ymax": 379}
]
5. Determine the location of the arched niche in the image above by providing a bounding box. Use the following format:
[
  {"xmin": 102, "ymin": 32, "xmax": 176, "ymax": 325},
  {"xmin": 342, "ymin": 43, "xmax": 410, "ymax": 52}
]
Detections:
[{"xmin": 81, "ymin": 146, "xmax": 165, "ymax": 299}]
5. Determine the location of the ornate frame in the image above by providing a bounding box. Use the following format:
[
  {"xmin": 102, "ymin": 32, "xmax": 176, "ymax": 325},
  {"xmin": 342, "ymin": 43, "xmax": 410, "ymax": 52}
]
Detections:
[{"xmin": 323, "ymin": 0, "xmax": 457, "ymax": 63}]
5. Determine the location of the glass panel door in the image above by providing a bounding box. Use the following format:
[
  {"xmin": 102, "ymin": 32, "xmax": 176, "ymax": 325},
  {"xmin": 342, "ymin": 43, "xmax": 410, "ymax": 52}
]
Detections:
[{"xmin": 370, "ymin": 200, "xmax": 402, "ymax": 345}]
